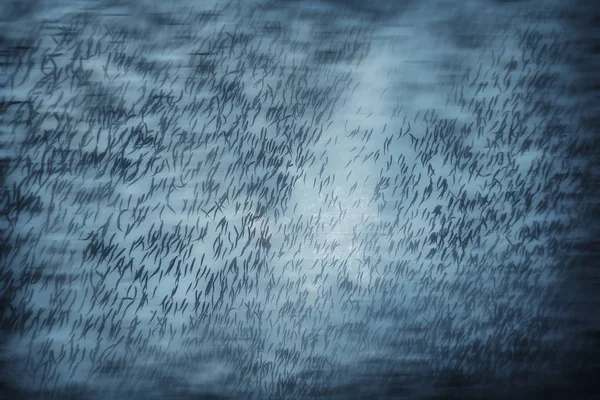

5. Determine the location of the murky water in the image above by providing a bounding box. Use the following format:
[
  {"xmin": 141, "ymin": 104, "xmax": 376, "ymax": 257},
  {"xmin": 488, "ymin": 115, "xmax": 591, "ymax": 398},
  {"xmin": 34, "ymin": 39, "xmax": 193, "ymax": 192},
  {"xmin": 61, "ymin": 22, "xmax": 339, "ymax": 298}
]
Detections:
[{"xmin": 1, "ymin": 1, "xmax": 598, "ymax": 399}]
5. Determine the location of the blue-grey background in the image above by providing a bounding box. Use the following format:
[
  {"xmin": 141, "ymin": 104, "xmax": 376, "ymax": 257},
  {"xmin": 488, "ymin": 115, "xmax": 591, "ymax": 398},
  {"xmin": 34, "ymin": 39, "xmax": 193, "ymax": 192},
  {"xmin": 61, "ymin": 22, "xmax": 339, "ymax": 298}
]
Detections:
[{"xmin": 1, "ymin": 0, "xmax": 599, "ymax": 399}]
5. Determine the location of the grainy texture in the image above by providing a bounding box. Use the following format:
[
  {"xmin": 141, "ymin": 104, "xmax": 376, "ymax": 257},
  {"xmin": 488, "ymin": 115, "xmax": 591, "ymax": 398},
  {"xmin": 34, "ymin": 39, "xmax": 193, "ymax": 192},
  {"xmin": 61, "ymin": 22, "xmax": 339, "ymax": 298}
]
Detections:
[{"xmin": 1, "ymin": 1, "xmax": 598, "ymax": 399}]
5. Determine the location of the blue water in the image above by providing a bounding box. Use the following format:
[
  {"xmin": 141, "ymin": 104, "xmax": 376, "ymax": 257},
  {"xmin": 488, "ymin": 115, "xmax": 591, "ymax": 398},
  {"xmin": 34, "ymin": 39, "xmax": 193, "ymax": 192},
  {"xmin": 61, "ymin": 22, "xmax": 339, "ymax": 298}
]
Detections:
[{"xmin": 0, "ymin": 1, "xmax": 598, "ymax": 399}]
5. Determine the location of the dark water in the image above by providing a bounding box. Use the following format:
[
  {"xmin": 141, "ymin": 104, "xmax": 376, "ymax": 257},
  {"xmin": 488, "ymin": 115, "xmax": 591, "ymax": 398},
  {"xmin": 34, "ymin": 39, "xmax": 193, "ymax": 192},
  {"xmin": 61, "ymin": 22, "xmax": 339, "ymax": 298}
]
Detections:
[{"xmin": 1, "ymin": 0, "xmax": 599, "ymax": 399}]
